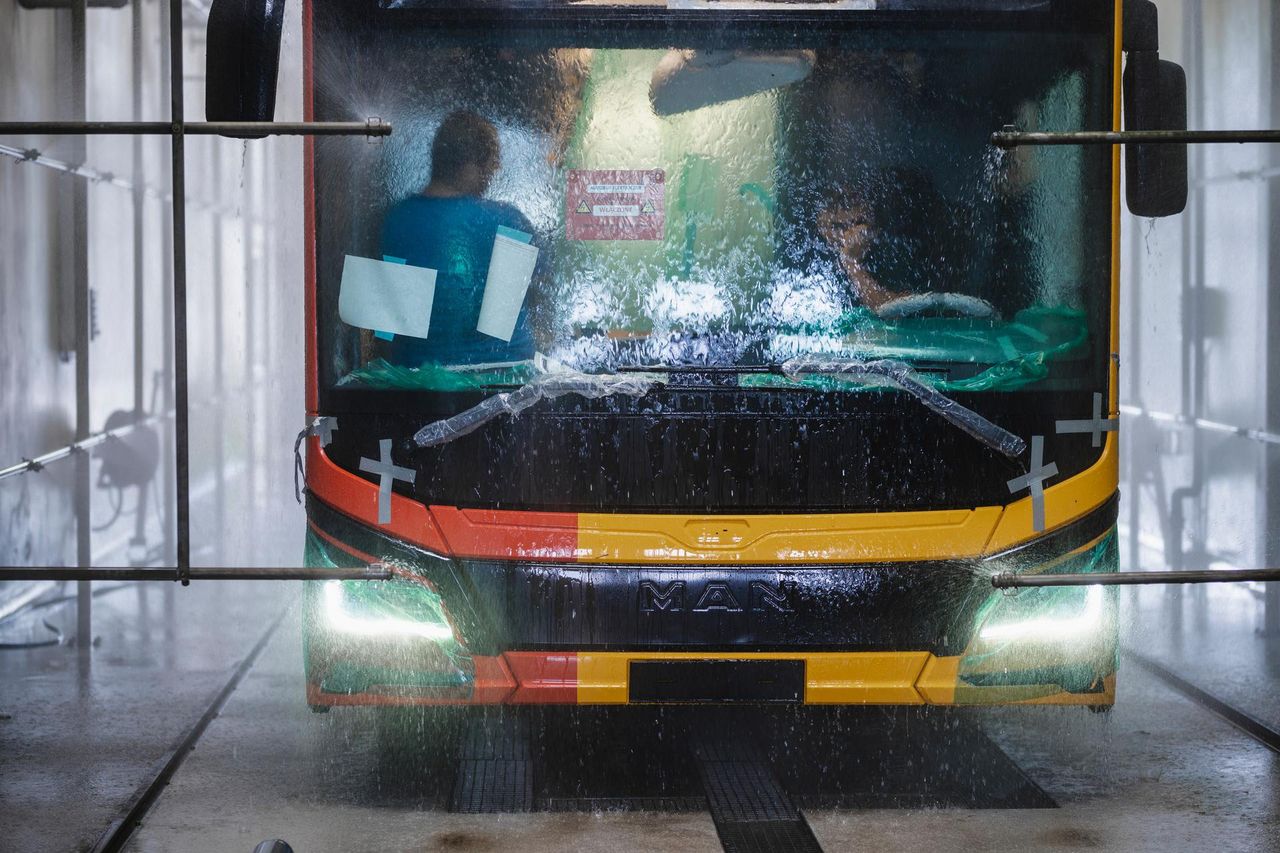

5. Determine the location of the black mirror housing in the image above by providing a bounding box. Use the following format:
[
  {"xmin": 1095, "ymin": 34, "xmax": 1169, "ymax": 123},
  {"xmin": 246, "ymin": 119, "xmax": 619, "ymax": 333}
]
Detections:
[
  {"xmin": 205, "ymin": 0, "xmax": 288, "ymax": 138},
  {"xmin": 1123, "ymin": 54, "xmax": 1189, "ymax": 218}
]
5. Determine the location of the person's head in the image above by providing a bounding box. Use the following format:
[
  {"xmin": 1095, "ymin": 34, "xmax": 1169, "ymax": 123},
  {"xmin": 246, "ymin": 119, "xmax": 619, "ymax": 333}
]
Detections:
[
  {"xmin": 817, "ymin": 166, "xmax": 964, "ymax": 292},
  {"xmin": 429, "ymin": 110, "xmax": 501, "ymax": 196}
]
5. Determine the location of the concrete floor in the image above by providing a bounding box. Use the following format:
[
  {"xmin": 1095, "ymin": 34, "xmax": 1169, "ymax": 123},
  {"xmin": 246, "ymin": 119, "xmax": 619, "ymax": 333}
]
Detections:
[{"xmin": 1, "ymin": 581, "xmax": 1277, "ymax": 853}]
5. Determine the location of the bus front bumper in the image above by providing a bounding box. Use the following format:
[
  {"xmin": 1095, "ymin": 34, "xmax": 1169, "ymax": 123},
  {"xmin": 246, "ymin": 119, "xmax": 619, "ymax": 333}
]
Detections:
[
  {"xmin": 302, "ymin": 500, "xmax": 1120, "ymax": 708},
  {"xmin": 305, "ymin": 648, "xmax": 1116, "ymax": 708}
]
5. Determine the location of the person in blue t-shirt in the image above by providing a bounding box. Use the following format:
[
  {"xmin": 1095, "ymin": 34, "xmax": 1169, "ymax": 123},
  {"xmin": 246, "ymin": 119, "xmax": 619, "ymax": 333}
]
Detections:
[{"xmin": 381, "ymin": 110, "xmax": 540, "ymax": 366}]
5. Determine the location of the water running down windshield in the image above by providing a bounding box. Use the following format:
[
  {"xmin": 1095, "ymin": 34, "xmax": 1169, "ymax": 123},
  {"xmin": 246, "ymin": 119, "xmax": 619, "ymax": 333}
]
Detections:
[{"xmin": 316, "ymin": 34, "xmax": 1111, "ymax": 397}]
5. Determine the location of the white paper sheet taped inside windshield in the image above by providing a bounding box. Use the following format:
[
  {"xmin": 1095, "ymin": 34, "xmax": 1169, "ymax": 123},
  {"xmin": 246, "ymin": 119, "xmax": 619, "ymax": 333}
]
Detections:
[
  {"xmin": 477, "ymin": 234, "xmax": 539, "ymax": 342},
  {"xmin": 338, "ymin": 255, "xmax": 437, "ymax": 339}
]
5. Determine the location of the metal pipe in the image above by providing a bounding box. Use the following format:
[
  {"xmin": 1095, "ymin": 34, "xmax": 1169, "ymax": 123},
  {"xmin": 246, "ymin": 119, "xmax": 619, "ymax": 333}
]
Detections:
[
  {"xmin": 0, "ymin": 143, "xmax": 270, "ymax": 222},
  {"xmin": 1118, "ymin": 406, "xmax": 1280, "ymax": 446},
  {"xmin": 169, "ymin": 0, "xmax": 190, "ymax": 581},
  {"xmin": 0, "ymin": 142, "xmax": 150, "ymax": 192},
  {"xmin": 0, "ymin": 119, "xmax": 391, "ymax": 137},
  {"xmin": 992, "ymin": 568, "xmax": 1280, "ymax": 589},
  {"xmin": 212, "ymin": 140, "xmax": 226, "ymax": 563},
  {"xmin": 131, "ymin": 0, "xmax": 145, "ymax": 418},
  {"xmin": 71, "ymin": 0, "xmax": 92, "ymax": 665},
  {"xmin": 0, "ymin": 566, "xmax": 393, "ymax": 582},
  {"xmin": 992, "ymin": 129, "xmax": 1280, "ymax": 148},
  {"xmin": 159, "ymin": 0, "xmax": 176, "ymax": 568}
]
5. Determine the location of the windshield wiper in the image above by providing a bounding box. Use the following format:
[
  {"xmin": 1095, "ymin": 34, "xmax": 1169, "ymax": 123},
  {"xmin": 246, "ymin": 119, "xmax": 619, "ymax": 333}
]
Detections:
[
  {"xmin": 412, "ymin": 370, "xmax": 666, "ymax": 448},
  {"xmin": 616, "ymin": 365, "xmax": 780, "ymax": 374},
  {"xmin": 410, "ymin": 359, "xmax": 1025, "ymax": 460},
  {"xmin": 781, "ymin": 356, "xmax": 1027, "ymax": 460}
]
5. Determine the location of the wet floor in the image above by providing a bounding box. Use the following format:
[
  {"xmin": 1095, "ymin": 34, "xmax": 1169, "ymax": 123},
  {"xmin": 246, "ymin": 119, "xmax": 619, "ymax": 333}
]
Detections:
[{"xmin": 1, "ymin": 581, "xmax": 1277, "ymax": 853}]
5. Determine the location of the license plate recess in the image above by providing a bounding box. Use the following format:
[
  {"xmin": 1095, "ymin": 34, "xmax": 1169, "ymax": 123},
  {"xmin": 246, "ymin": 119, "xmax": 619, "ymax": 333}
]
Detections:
[{"xmin": 628, "ymin": 659, "xmax": 804, "ymax": 704}]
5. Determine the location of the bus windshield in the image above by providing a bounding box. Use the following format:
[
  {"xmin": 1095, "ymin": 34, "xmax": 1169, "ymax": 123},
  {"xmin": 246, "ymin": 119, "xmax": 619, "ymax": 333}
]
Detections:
[{"xmin": 314, "ymin": 3, "xmax": 1113, "ymax": 400}]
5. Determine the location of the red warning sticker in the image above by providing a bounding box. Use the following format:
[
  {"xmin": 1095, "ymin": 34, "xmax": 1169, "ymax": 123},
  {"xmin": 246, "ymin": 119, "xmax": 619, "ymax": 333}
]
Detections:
[{"xmin": 566, "ymin": 169, "xmax": 665, "ymax": 241}]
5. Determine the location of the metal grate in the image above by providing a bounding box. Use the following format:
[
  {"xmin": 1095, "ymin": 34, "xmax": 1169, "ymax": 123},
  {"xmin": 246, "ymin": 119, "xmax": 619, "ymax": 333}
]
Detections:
[{"xmin": 450, "ymin": 712, "xmax": 534, "ymax": 813}]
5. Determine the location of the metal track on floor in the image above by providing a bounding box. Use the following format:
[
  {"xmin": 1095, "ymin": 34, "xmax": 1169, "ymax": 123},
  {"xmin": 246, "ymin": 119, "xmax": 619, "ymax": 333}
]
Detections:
[
  {"xmin": 88, "ymin": 610, "xmax": 285, "ymax": 853},
  {"xmin": 443, "ymin": 705, "xmax": 1052, "ymax": 852},
  {"xmin": 1123, "ymin": 649, "xmax": 1280, "ymax": 754}
]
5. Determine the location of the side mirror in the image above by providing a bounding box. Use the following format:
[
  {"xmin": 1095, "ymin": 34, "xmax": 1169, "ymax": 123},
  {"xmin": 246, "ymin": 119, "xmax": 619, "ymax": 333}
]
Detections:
[
  {"xmin": 205, "ymin": 0, "xmax": 287, "ymax": 138},
  {"xmin": 1123, "ymin": 53, "xmax": 1188, "ymax": 217}
]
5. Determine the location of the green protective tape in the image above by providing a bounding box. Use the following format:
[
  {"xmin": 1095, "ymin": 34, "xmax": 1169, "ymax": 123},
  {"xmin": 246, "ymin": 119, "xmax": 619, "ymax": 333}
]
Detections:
[
  {"xmin": 337, "ymin": 358, "xmax": 539, "ymax": 391},
  {"xmin": 739, "ymin": 305, "xmax": 1090, "ymax": 394},
  {"xmin": 339, "ymin": 306, "xmax": 1086, "ymax": 394}
]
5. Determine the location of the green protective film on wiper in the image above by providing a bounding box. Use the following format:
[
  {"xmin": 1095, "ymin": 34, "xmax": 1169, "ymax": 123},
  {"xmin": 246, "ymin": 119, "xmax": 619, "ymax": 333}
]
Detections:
[{"xmin": 741, "ymin": 305, "xmax": 1089, "ymax": 393}]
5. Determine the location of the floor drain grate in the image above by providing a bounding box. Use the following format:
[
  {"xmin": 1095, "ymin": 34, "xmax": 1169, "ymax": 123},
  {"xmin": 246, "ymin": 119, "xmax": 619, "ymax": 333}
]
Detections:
[
  {"xmin": 695, "ymin": 728, "xmax": 824, "ymax": 853},
  {"xmin": 450, "ymin": 712, "xmax": 534, "ymax": 813}
]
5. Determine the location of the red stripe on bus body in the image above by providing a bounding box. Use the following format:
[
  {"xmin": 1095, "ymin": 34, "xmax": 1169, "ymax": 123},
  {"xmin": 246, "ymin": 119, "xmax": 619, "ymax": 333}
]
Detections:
[{"xmin": 504, "ymin": 652, "xmax": 579, "ymax": 703}]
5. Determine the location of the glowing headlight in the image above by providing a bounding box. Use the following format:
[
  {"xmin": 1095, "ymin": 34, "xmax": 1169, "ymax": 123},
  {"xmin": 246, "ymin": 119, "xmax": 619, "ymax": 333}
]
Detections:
[
  {"xmin": 323, "ymin": 580, "xmax": 454, "ymax": 641},
  {"xmin": 978, "ymin": 584, "xmax": 1105, "ymax": 643}
]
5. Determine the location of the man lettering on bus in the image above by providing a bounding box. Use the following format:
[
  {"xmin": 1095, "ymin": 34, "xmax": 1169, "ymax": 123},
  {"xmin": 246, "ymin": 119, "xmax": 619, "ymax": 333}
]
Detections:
[{"xmin": 380, "ymin": 110, "xmax": 542, "ymax": 366}]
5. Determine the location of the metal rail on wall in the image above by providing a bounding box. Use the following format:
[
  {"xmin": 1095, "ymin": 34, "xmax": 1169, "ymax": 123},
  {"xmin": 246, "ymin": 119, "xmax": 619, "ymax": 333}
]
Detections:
[
  {"xmin": 992, "ymin": 129, "xmax": 1280, "ymax": 147},
  {"xmin": 1, "ymin": 0, "xmax": 393, "ymax": 593},
  {"xmin": 0, "ymin": 120, "xmax": 390, "ymax": 137},
  {"xmin": 992, "ymin": 568, "xmax": 1280, "ymax": 589},
  {"xmin": 0, "ymin": 566, "xmax": 394, "ymax": 582}
]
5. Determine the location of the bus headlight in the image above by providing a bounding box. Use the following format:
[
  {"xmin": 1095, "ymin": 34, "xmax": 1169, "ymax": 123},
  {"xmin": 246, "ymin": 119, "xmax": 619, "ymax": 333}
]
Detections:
[
  {"xmin": 959, "ymin": 530, "xmax": 1119, "ymax": 695},
  {"xmin": 977, "ymin": 584, "xmax": 1106, "ymax": 644},
  {"xmin": 322, "ymin": 579, "xmax": 455, "ymax": 641}
]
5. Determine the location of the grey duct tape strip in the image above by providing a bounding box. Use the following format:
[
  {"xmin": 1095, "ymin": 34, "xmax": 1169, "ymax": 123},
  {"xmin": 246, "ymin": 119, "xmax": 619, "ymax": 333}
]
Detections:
[
  {"xmin": 780, "ymin": 357, "xmax": 1027, "ymax": 460},
  {"xmin": 1006, "ymin": 435, "xmax": 1058, "ymax": 532},
  {"xmin": 1055, "ymin": 392, "xmax": 1118, "ymax": 447},
  {"xmin": 293, "ymin": 417, "xmax": 340, "ymax": 504},
  {"xmin": 358, "ymin": 439, "xmax": 416, "ymax": 525},
  {"xmin": 412, "ymin": 371, "xmax": 666, "ymax": 449},
  {"xmin": 313, "ymin": 416, "xmax": 338, "ymax": 447}
]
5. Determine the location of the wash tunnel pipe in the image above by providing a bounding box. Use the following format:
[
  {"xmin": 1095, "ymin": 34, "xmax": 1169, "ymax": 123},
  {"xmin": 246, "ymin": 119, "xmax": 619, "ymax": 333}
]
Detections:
[
  {"xmin": 992, "ymin": 129, "xmax": 1280, "ymax": 147},
  {"xmin": 0, "ymin": 566, "xmax": 393, "ymax": 582},
  {"xmin": 0, "ymin": 119, "xmax": 391, "ymax": 137},
  {"xmin": 991, "ymin": 567, "xmax": 1280, "ymax": 589}
]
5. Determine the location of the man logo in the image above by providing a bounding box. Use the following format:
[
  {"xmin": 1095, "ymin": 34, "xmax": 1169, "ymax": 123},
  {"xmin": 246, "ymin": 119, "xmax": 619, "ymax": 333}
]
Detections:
[
  {"xmin": 749, "ymin": 580, "xmax": 795, "ymax": 614},
  {"xmin": 692, "ymin": 582, "xmax": 740, "ymax": 612},
  {"xmin": 637, "ymin": 580, "xmax": 794, "ymax": 614},
  {"xmin": 638, "ymin": 580, "xmax": 685, "ymax": 612}
]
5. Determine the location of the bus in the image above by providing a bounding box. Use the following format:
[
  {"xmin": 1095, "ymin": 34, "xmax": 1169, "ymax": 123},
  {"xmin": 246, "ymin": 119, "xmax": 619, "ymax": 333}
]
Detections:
[{"xmin": 214, "ymin": 0, "xmax": 1184, "ymax": 710}]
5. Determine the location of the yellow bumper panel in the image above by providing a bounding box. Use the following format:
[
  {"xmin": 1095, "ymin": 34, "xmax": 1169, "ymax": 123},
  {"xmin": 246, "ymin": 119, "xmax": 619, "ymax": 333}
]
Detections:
[{"xmin": 574, "ymin": 651, "xmax": 1113, "ymax": 706}]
